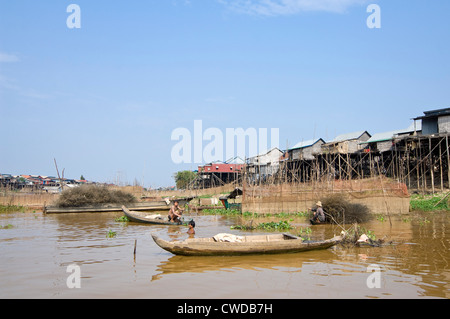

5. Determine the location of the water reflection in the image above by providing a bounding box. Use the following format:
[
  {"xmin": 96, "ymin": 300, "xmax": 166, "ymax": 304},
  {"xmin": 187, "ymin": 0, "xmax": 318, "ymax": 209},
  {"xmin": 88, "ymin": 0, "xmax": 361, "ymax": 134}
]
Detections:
[{"xmin": 151, "ymin": 249, "xmax": 337, "ymax": 281}]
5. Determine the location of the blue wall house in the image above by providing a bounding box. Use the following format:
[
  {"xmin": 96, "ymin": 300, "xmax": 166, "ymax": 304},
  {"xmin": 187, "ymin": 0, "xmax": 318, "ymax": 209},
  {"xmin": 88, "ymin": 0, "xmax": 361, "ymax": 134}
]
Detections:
[{"xmin": 413, "ymin": 108, "xmax": 450, "ymax": 135}]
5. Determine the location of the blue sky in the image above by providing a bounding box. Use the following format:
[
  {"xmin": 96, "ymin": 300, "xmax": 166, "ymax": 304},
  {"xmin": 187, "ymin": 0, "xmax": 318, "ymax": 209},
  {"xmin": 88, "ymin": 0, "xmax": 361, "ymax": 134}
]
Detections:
[{"xmin": 1, "ymin": 0, "xmax": 449, "ymax": 187}]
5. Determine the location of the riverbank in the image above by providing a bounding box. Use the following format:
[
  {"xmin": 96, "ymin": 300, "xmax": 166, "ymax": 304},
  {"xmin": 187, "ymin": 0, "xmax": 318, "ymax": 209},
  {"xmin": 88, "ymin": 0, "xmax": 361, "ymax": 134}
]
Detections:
[{"xmin": 1, "ymin": 184, "xmax": 450, "ymax": 215}]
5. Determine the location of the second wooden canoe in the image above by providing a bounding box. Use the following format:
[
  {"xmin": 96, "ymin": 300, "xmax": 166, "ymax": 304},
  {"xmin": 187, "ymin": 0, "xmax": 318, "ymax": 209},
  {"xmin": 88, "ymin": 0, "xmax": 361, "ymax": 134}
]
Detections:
[
  {"xmin": 122, "ymin": 206, "xmax": 186, "ymax": 226},
  {"xmin": 151, "ymin": 233, "xmax": 342, "ymax": 256}
]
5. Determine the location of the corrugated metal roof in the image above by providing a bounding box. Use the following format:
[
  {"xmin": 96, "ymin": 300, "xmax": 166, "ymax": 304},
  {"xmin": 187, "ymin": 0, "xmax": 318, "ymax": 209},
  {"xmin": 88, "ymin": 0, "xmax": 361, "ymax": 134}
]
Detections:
[
  {"xmin": 225, "ymin": 156, "xmax": 245, "ymax": 164},
  {"xmin": 290, "ymin": 138, "xmax": 324, "ymax": 150},
  {"xmin": 362, "ymin": 121, "xmax": 422, "ymax": 144},
  {"xmin": 364, "ymin": 130, "xmax": 402, "ymax": 143},
  {"xmin": 414, "ymin": 107, "xmax": 450, "ymax": 120},
  {"xmin": 329, "ymin": 131, "xmax": 368, "ymax": 143}
]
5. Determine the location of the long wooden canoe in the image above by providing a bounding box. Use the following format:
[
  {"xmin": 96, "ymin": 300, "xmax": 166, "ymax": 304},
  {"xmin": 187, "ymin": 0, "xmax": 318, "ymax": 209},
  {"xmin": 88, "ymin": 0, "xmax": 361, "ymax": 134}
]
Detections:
[
  {"xmin": 44, "ymin": 197, "xmax": 194, "ymax": 214},
  {"xmin": 151, "ymin": 233, "xmax": 342, "ymax": 256},
  {"xmin": 44, "ymin": 202, "xmax": 167, "ymax": 214},
  {"xmin": 122, "ymin": 206, "xmax": 186, "ymax": 226}
]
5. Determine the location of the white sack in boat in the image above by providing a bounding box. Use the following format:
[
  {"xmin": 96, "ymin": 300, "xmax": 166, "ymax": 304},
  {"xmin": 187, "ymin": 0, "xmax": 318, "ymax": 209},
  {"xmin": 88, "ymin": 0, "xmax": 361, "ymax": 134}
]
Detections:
[
  {"xmin": 213, "ymin": 233, "xmax": 244, "ymax": 243},
  {"xmin": 145, "ymin": 214, "xmax": 162, "ymax": 220}
]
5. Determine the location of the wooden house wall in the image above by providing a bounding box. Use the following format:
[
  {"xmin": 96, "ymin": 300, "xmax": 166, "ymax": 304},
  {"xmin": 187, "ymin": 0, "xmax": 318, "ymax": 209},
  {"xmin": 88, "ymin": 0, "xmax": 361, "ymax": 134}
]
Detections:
[
  {"xmin": 438, "ymin": 115, "xmax": 450, "ymax": 133},
  {"xmin": 291, "ymin": 141, "xmax": 324, "ymax": 161}
]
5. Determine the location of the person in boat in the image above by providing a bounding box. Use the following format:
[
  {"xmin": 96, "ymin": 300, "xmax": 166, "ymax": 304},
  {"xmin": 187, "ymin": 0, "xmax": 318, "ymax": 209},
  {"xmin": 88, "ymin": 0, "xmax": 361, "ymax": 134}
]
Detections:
[
  {"xmin": 309, "ymin": 201, "xmax": 326, "ymax": 224},
  {"xmin": 187, "ymin": 220, "xmax": 195, "ymax": 235},
  {"xmin": 168, "ymin": 200, "xmax": 183, "ymax": 223}
]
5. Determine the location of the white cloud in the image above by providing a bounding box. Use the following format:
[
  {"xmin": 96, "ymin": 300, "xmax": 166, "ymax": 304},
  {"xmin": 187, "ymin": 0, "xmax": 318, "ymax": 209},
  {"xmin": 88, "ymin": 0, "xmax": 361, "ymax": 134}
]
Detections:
[
  {"xmin": 0, "ymin": 52, "xmax": 19, "ymax": 63},
  {"xmin": 218, "ymin": 0, "xmax": 369, "ymax": 16}
]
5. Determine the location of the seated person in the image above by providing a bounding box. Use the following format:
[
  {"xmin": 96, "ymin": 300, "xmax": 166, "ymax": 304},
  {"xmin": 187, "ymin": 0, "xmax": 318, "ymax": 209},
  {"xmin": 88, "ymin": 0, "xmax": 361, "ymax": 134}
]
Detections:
[
  {"xmin": 309, "ymin": 201, "xmax": 326, "ymax": 224},
  {"xmin": 168, "ymin": 200, "xmax": 183, "ymax": 223}
]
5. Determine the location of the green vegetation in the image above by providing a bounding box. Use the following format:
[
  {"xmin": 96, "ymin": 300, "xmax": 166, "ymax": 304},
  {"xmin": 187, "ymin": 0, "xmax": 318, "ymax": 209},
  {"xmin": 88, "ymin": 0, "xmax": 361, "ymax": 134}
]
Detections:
[
  {"xmin": 410, "ymin": 194, "xmax": 450, "ymax": 212},
  {"xmin": 173, "ymin": 170, "xmax": 197, "ymax": 190},
  {"xmin": 231, "ymin": 220, "xmax": 293, "ymax": 231},
  {"xmin": 297, "ymin": 227, "xmax": 312, "ymax": 240},
  {"xmin": 115, "ymin": 215, "xmax": 130, "ymax": 222},
  {"xmin": 0, "ymin": 224, "xmax": 14, "ymax": 229},
  {"xmin": 55, "ymin": 185, "xmax": 136, "ymax": 208},
  {"xmin": 257, "ymin": 220, "xmax": 293, "ymax": 231},
  {"xmin": 343, "ymin": 224, "xmax": 377, "ymax": 242},
  {"xmin": 261, "ymin": 211, "xmax": 309, "ymax": 218},
  {"xmin": 0, "ymin": 205, "xmax": 25, "ymax": 213},
  {"xmin": 418, "ymin": 217, "xmax": 431, "ymax": 225},
  {"xmin": 203, "ymin": 208, "xmax": 243, "ymax": 216},
  {"xmin": 106, "ymin": 230, "xmax": 117, "ymax": 238},
  {"xmin": 203, "ymin": 208, "xmax": 309, "ymax": 218}
]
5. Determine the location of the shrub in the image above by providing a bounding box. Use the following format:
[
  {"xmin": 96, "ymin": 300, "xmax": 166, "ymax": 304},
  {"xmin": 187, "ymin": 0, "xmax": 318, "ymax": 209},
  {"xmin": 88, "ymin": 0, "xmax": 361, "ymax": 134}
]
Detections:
[
  {"xmin": 55, "ymin": 185, "xmax": 137, "ymax": 207},
  {"xmin": 320, "ymin": 194, "xmax": 372, "ymax": 224}
]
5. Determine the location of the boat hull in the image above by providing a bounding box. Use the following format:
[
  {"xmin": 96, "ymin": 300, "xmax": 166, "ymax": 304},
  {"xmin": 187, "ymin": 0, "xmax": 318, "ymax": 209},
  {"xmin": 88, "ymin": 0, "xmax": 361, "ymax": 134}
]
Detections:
[
  {"xmin": 152, "ymin": 234, "xmax": 341, "ymax": 256},
  {"xmin": 122, "ymin": 206, "xmax": 185, "ymax": 226},
  {"xmin": 44, "ymin": 197, "xmax": 193, "ymax": 214}
]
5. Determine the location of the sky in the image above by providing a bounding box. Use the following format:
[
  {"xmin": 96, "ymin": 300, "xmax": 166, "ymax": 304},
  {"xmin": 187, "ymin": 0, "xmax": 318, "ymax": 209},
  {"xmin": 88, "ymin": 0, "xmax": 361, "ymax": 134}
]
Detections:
[{"xmin": 1, "ymin": 0, "xmax": 450, "ymax": 187}]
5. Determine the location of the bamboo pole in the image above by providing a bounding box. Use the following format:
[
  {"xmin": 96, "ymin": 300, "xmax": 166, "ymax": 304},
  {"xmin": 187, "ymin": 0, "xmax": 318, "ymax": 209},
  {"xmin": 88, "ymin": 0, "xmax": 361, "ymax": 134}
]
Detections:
[
  {"xmin": 416, "ymin": 139, "xmax": 420, "ymax": 190},
  {"xmin": 429, "ymin": 137, "xmax": 435, "ymax": 194},
  {"xmin": 53, "ymin": 158, "xmax": 64, "ymax": 191},
  {"xmin": 439, "ymin": 138, "xmax": 444, "ymax": 192},
  {"xmin": 376, "ymin": 162, "xmax": 392, "ymax": 227},
  {"xmin": 447, "ymin": 135, "xmax": 450, "ymax": 188}
]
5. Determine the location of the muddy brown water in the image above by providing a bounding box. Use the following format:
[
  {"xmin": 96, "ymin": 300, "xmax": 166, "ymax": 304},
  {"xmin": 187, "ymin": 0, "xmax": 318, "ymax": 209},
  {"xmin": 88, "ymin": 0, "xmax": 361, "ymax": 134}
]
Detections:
[{"xmin": 0, "ymin": 210, "xmax": 449, "ymax": 299}]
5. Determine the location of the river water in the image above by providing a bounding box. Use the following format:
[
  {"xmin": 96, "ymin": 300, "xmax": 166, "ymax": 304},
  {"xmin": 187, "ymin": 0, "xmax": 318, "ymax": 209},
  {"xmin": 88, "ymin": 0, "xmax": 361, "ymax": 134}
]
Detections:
[{"xmin": 0, "ymin": 210, "xmax": 449, "ymax": 299}]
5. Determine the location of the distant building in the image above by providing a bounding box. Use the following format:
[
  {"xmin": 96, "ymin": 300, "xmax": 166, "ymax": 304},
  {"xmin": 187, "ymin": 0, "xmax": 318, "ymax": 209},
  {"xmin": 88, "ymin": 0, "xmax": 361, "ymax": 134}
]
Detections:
[
  {"xmin": 0, "ymin": 173, "xmax": 91, "ymax": 191},
  {"xmin": 361, "ymin": 121, "xmax": 422, "ymax": 153},
  {"xmin": 196, "ymin": 157, "xmax": 245, "ymax": 188},
  {"xmin": 322, "ymin": 131, "xmax": 371, "ymax": 154},
  {"xmin": 287, "ymin": 138, "xmax": 325, "ymax": 161},
  {"xmin": 413, "ymin": 107, "xmax": 450, "ymax": 135},
  {"xmin": 246, "ymin": 147, "xmax": 284, "ymax": 181},
  {"xmin": 198, "ymin": 162, "xmax": 244, "ymax": 174}
]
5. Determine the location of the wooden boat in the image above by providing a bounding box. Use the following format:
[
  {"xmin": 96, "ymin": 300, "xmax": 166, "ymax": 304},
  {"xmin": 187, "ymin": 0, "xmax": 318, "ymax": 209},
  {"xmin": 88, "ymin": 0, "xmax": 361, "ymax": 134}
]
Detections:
[
  {"xmin": 44, "ymin": 202, "xmax": 165, "ymax": 214},
  {"xmin": 44, "ymin": 197, "xmax": 194, "ymax": 214},
  {"xmin": 151, "ymin": 233, "xmax": 342, "ymax": 256},
  {"xmin": 122, "ymin": 206, "xmax": 186, "ymax": 226}
]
